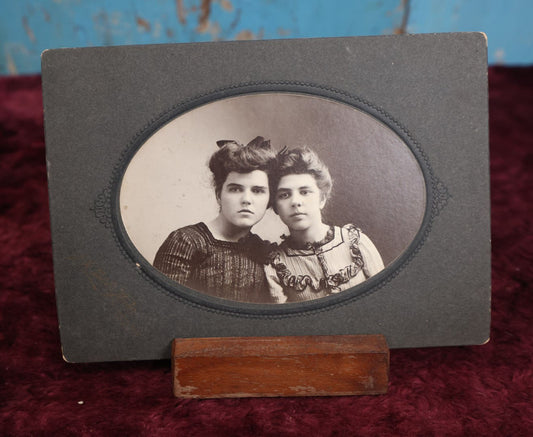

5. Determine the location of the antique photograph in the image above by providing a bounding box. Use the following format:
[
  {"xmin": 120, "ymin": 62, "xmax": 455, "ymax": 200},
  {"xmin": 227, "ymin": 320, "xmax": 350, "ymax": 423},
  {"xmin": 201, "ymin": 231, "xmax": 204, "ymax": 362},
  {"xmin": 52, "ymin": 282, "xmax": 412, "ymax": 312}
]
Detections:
[
  {"xmin": 119, "ymin": 92, "xmax": 427, "ymax": 305},
  {"xmin": 42, "ymin": 35, "xmax": 491, "ymax": 362}
]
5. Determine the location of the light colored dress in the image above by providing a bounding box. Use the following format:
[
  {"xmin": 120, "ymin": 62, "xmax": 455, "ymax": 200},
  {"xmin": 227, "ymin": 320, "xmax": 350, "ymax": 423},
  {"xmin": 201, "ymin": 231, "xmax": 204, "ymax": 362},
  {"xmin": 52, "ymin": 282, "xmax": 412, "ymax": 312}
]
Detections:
[{"xmin": 264, "ymin": 224, "xmax": 384, "ymax": 303}]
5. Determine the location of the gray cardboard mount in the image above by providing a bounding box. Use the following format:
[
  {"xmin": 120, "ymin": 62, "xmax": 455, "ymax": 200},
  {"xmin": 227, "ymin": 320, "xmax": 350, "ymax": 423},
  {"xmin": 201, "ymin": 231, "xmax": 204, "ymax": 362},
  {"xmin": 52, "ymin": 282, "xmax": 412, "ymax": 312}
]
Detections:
[{"xmin": 42, "ymin": 33, "xmax": 490, "ymax": 363}]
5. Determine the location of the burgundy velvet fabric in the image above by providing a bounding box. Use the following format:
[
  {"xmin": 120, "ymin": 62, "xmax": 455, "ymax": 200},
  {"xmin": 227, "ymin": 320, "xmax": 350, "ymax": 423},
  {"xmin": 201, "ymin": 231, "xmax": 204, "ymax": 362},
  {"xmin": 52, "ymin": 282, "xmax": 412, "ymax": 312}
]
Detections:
[{"xmin": 1, "ymin": 68, "xmax": 532, "ymax": 436}]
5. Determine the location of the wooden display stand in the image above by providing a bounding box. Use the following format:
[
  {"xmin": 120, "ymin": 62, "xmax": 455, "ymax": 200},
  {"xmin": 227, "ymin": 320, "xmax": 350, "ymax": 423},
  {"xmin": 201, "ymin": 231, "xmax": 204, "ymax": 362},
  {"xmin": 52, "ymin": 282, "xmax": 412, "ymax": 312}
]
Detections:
[{"xmin": 172, "ymin": 334, "xmax": 389, "ymax": 398}]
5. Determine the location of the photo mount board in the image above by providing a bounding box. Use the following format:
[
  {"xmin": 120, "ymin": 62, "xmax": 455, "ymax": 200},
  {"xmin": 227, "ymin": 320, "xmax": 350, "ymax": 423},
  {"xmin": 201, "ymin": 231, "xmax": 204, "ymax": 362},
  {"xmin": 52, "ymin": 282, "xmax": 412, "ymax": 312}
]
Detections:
[{"xmin": 41, "ymin": 33, "xmax": 490, "ymax": 363}]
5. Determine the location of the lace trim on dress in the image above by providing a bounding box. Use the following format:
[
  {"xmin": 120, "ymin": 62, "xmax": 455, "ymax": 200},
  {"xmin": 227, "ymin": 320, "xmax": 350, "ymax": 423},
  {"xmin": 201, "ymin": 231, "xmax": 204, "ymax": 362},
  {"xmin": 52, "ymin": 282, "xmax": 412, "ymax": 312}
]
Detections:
[
  {"xmin": 280, "ymin": 226, "xmax": 335, "ymax": 250},
  {"xmin": 271, "ymin": 224, "xmax": 366, "ymax": 295}
]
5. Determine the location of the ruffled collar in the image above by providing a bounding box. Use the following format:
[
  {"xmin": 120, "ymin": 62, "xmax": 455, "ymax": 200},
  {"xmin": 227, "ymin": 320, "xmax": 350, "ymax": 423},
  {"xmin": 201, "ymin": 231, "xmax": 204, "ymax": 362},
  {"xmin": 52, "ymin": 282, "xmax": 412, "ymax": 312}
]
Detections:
[{"xmin": 281, "ymin": 226, "xmax": 335, "ymax": 250}]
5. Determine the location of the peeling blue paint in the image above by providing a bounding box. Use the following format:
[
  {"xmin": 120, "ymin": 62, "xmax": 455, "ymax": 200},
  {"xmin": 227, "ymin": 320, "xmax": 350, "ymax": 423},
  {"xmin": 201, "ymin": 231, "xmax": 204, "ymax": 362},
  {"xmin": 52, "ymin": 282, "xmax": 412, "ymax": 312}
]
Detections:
[{"xmin": 1, "ymin": 0, "xmax": 532, "ymax": 75}]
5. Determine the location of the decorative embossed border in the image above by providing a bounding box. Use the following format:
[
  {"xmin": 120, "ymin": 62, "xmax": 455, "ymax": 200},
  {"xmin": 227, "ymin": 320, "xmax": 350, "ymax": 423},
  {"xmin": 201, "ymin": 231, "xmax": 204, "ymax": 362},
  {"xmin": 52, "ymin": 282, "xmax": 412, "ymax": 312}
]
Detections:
[{"xmin": 93, "ymin": 82, "xmax": 450, "ymax": 318}]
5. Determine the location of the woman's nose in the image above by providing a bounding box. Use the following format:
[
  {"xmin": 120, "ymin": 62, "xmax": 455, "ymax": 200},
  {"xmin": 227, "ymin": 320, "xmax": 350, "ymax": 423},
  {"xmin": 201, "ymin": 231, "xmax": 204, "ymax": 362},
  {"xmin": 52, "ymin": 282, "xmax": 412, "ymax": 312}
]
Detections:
[{"xmin": 241, "ymin": 190, "xmax": 252, "ymax": 204}]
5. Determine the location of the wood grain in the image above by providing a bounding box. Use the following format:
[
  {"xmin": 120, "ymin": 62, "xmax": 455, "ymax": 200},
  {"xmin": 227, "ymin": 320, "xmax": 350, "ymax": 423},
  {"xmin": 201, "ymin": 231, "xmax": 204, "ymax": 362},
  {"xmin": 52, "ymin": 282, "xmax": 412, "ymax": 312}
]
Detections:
[{"xmin": 172, "ymin": 335, "xmax": 389, "ymax": 398}]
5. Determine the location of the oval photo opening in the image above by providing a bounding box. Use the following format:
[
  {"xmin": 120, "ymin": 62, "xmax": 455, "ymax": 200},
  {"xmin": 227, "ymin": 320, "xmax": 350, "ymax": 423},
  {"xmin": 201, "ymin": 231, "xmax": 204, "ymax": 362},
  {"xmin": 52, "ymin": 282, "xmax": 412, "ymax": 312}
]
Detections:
[{"xmin": 119, "ymin": 92, "xmax": 427, "ymax": 306}]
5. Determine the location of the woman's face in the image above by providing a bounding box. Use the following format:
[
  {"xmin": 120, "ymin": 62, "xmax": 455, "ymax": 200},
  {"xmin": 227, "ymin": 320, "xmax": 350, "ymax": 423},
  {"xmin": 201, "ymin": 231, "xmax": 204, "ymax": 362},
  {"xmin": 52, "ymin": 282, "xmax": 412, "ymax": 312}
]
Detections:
[
  {"xmin": 274, "ymin": 173, "xmax": 326, "ymax": 232},
  {"xmin": 217, "ymin": 170, "xmax": 270, "ymax": 229}
]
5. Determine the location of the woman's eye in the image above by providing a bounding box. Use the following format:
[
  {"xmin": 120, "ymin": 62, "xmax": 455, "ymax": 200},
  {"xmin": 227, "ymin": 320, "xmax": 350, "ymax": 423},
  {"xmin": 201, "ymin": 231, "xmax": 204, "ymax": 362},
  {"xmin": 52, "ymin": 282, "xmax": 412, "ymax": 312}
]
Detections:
[
  {"xmin": 300, "ymin": 190, "xmax": 309, "ymax": 195},
  {"xmin": 252, "ymin": 188, "xmax": 266, "ymax": 194},
  {"xmin": 228, "ymin": 187, "xmax": 241, "ymax": 192},
  {"xmin": 277, "ymin": 192, "xmax": 289, "ymax": 199}
]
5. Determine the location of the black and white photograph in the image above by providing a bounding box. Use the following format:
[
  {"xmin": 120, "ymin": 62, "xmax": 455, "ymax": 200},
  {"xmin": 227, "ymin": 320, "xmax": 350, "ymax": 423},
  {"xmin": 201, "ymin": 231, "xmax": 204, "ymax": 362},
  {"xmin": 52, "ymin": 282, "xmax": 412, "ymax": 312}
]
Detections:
[
  {"xmin": 41, "ymin": 34, "xmax": 491, "ymax": 361},
  {"xmin": 119, "ymin": 92, "xmax": 427, "ymax": 305}
]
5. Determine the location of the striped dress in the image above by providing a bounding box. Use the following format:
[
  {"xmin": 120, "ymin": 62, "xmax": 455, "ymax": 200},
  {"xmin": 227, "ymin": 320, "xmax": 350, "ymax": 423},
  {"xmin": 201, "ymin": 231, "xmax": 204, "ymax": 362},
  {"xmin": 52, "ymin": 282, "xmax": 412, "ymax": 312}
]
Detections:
[
  {"xmin": 264, "ymin": 224, "xmax": 384, "ymax": 303},
  {"xmin": 153, "ymin": 222, "xmax": 272, "ymax": 303}
]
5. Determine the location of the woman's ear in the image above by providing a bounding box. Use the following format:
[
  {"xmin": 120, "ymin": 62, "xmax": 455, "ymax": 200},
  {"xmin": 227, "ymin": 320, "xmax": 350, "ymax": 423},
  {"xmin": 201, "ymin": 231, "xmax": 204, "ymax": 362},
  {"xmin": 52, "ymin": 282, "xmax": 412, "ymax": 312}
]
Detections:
[{"xmin": 319, "ymin": 193, "xmax": 327, "ymax": 210}]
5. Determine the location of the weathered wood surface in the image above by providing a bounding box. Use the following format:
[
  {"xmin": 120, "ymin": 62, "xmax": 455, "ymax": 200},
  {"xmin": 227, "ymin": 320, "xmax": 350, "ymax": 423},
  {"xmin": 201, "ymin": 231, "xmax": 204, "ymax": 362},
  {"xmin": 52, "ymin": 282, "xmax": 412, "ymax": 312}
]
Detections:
[{"xmin": 172, "ymin": 335, "xmax": 389, "ymax": 398}]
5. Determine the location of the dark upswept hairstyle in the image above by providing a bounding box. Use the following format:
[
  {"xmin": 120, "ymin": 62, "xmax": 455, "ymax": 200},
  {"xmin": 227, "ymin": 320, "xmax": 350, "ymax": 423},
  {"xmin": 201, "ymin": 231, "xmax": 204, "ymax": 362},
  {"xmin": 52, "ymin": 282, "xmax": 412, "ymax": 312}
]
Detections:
[
  {"xmin": 273, "ymin": 146, "xmax": 333, "ymax": 202},
  {"xmin": 208, "ymin": 136, "xmax": 276, "ymax": 201}
]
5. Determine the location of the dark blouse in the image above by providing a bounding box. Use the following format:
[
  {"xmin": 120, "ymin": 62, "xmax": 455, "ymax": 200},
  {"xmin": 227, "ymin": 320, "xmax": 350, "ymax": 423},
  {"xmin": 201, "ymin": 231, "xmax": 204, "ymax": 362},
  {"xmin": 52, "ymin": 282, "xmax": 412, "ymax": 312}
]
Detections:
[{"xmin": 153, "ymin": 222, "xmax": 272, "ymax": 303}]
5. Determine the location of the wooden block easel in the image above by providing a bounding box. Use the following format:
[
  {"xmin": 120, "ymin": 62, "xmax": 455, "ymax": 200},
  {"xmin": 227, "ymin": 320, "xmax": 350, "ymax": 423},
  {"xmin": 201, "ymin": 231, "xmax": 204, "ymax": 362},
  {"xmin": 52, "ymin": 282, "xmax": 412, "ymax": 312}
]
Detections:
[{"xmin": 172, "ymin": 335, "xmax": 389, "ymax": 398}]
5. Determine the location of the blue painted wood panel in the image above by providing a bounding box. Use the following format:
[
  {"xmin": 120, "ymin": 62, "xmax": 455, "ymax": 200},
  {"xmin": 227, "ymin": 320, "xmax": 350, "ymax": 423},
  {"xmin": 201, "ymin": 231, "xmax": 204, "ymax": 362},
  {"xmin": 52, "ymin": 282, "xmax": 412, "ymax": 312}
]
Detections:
[{"xmin": 1, "ymin": 0, "xmax": 532, "ymax": 75}]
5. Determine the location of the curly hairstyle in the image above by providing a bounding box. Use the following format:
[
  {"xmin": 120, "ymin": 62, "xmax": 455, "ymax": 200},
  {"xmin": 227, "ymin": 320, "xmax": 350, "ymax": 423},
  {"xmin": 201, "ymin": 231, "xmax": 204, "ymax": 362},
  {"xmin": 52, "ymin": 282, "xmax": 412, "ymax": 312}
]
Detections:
[
  {"xmin": 272, "ymin": 146, "xmax": 333, "ymax": 202},
  {"xmin": 208, "ymin": 136, "xmax": 277, "ymax": 202}
]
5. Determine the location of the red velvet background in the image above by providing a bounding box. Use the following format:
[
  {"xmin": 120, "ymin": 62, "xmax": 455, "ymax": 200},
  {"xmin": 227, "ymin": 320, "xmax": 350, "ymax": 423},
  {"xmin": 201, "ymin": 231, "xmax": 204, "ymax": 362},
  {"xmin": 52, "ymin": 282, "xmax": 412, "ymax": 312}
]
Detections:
[{"xmin": 1, "ymin": 68, "xmax": 532, "ymax": 436}]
